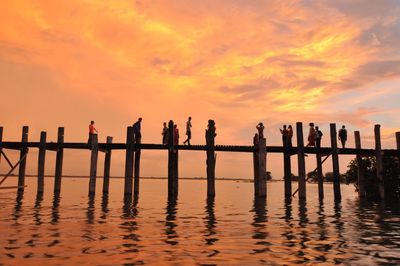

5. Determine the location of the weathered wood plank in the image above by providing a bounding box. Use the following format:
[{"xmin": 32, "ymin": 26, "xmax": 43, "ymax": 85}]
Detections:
[
  {"xmin": 206, "ymin": 120, "xmax": 216, "ymax": 197},
  {"xmin": 124, "ymin": 127, "xmax": 134, "ymax": 196},
  {"xmin": 354, "ymin": 131, "xmax": 365, "ymax": 198},
  {"xmin": 374, "ymin": 125, "xmax": 385, "ymax": 200},
  {"xmin": 102, "ymin": 136, "xmax": 113, "ymax": 194},
  {"xmin": 54, "ymin": 127, "xmax": 64, "ymax": 194},
  {"xmin": 37, "ymin": 131, "xmax": 46, "ymax": 194},
  {"xmin": 296, "ymin": 122, "xmax": 306, "ymax": 199},
  {"xmin": 18, "ymin": 126, "xmax": 29, "ymax": 192},
  {"xmin": 88, "ymin": 134, "xmax": 98, "ymax": 195},
  {"xmin": 330, "ymin": 123, "xmax": 341, "ymax": 202}
]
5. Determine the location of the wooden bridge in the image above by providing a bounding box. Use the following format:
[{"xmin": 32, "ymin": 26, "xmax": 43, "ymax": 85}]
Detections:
[{"xmin": 0, "ymin": 121, "xmax": 399, "ymax": 202}]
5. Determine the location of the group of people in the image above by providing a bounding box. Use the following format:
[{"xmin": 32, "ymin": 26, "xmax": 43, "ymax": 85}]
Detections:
[
  {"xmin": 305, "ymin": 123, "xmax": 347, "ymax": 148},
  {"xmin": 88, "ymin": 119, "xmax": 348, "ymax": 149},
  {"xmin": 162, "ymin": 117, "xmax": 192, "ymax": 146}
]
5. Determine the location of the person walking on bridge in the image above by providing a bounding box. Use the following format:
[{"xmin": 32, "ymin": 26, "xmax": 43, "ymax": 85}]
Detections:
[
  {"xmin": 315, "ymin": 126, "xmax": 323, "ymax": 148},
  {"xmin": 306, "ymin": 122, "xmax": 316, "ymax": 147},
  {"xmin": 183, "ymin": 117, "xmax": 192, "ymax": 145}
]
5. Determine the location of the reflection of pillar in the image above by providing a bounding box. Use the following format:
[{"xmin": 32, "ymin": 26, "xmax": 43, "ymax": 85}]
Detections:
[
  {"xmin": 89, "ymin": 134, "xmax": 98, "ymax": 195},
  {"xmin": 206, "ymin": 120, "xmax": 216, "ymax": 197},
  {"xmin": 54, "ymin": 127, "xmax": 64, "ymax": 194},
  {"xmin": 374, "ymin": 125, "xmax": 385, "ymax": 200},
  {"xmin": 18, "ymin": 126, "xmax": 29, "ymax": 192},
  {"xmin": 354, "ymin": 131, "xmax": 365, "ymax": 198},
  {"xmin": 37, "ymin": 131, "xmax": 46, "ymax": 195},
  {"xmin": 124, "ymin": 127, "xmax": 134, "ymax": 196},
  {"xmin": 102, "ymin": 136, "xmax": 113, "ymax": 194},
  {"xmin": 296, "ymin": 122, "xmax": 306, "ymax": 199},
  {"xmin": 330, "ymin": 123, "xmax": 341, "ymax": 202}
]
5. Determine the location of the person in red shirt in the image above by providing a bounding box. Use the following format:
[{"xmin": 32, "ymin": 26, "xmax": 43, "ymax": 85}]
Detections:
[{"xmin": 88, "ymin": 121, "xmax": 98, "ymax": 146}]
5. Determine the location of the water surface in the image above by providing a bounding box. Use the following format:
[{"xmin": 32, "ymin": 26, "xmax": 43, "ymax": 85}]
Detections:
[{"xmin": 0, "ymin": 178, "xmax": 399, "ymax": 265}]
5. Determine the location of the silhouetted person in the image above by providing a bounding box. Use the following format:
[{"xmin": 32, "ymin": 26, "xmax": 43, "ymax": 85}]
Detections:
[
  {"xmin": 338, "ymin": 125, "xmax": 347, "ymax": 148},
  {"xmin": 280, "ymin": 125, "xmax": 288, "ymax": 146},
  {"xmin": 306, "ymin": 122, "xmax": 316, "ymax": 147},
  {"xmin": 287, "ymin": 125, "xmax": 293, "ymax": 147},
  {"xmin": 133, "ymin": 117, "xmax": 142, "ymax": 144},
  {"xmin": 256, "ymin": 122, "xmax": 265, "ymax": 139},
  {"xmin": 162, "ymin": 122, "xmax": 168, "ymax": 144},
  {"xmin": 88, "ymin": 121, "xmax": 98, "ymax": 146},
  {"xmin": 174, "ymin": 124, "xmax": 179, "ymax": 145},
  {"xmin": 183, "ymin": 117, "xmax": 192, "ymax": 145},
  {"xmin": 253, "ymin": 133, "xmax": 259, "ymax": 145},
  {"xmin": 315, "ymin": 126, "xmax": 323, "ymax": 148}
]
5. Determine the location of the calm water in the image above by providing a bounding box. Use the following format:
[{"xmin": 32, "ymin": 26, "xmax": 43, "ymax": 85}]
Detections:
[{"xmin": 0, "ymin": 178, "xmax": 399, "ymax": 265}]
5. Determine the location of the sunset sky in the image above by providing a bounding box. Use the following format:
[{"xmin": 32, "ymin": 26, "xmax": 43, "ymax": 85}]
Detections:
[{"xmin": 1, "ymin": 0, "xmax": 399, "ymax": 179}]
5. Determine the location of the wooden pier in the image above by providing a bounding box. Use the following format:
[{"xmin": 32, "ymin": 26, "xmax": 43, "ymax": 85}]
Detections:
[{"xmin": 0, "ymin": 122, "xmax": 399, "ymax": 203}]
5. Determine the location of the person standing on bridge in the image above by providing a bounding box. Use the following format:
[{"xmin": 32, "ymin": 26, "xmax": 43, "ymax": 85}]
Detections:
[
  {"xmin": 183, "ymin": 116, "xmax": 192, "ymax": 145},
  {"xmin": 287, "ymin": 125, "xmax": 293, "ymax": 147},
  {"xmin": 162, "ymin": 122, "xmax": 168, "ymax": 144},
  {"xmin": 174, "ymin": 124, "xmax": 179, "ymax": 145},
  {"xmin": 306, "ymin": 122, "xmax": 316, "ymax": 147},
  {"xmin": 88, "ymin": 121, "xmax": 98, "ymax": 147},
  {"xmin": 256, "ymin": 123, "xmax": 265, "ymax": 139},
  {"xmin": 338, "ymin": 125, "xmax": 347, "ymax": 148},
  {"xmin": 280, "ymin": 125, "xmax": 288, "ymax": 146},
  {"xmin": 315, "ymin": 126, "xmax": 323, "ymax": 148},
  {"xmin": 133, "ymin": 117, "xmax": 142, "ymax": 144}
]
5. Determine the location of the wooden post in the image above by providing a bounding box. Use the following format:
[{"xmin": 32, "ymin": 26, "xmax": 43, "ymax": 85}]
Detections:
[
  {"xmin": 124, "ymin": 127, "xmax": 134, "ymax": 196},
  {"xmin": 37, "ymin": 131, "xmax": 46, "ymax": 194},
  {"xmin": 296, "ymin": 122, "xmax": 306, "ymax": 199},
  {"xmin": 396, "ymin": 132, "xmax": 400, "ymax": 165},
  {"xmin": 330, "ymin": 123, "xmax": 341, "ymax": 202},
  {"xmin": 316, "ymin": 148, "xmax": 324, "ymax": 200},
  {"xmin": 253, "ymin": 135, "xmax": 259, "ymax": 196},
  {"xmin": 257, "ymin": 138, "xmax": 267, "ymax": 197},
  {"xmin": 18, "ymin": 126, "xmax": 29, "ymax": 192},
  {"xmin": 206, "ymin": 120, "xmax": 216, "ymax": 197},
  {"xmin": 134, "ymin": 140, "xmax": 141, "ymax": 196},
  {"xmin": 88, "ymin": 134, "xmax": 98, "ymax": 195},
  {"xmin": 283, "ymin": 139, "xmax": 292, "ymax": 198},
  {"xmin": 102, "ymin": 136, "xmax": 113, "ymax": 194},
  {"xmin": 54, "ymin": 127, "xmax": 64, "ymax": 194},
  {"xmin": 374, "ymin": 125, "xmax": 385, "ymax": 200},
  {"xmin": 167, "ymin": 120, "xmax": 176, "ymax": 197},
  {"xmin": 354, "ymin": 131, "xmax": 365, "ymax": 198}
]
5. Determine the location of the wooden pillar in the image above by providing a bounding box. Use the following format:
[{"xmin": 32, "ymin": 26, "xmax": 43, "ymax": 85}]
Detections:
[
  {"xmin": 253, "ymin": 135, "xmax": 259, "ymax": 196},
  {"xmin": 354, "ymin": 131, "xmax": 365, "ymax": 198},
  {"xmin": 257, "ymin": 138, "xmax": 267, "ymax": 197},
  {"xmin": 54, "ymin": 127, "xmax": 64, "ymax": 194},
  {"xmin": 330, "ymin": 123, "xmax": 341, "ymax": 202},
  {"xmin": 124, "ymin": 127, "xmax": 134, "ymax": 196},
  {"xmin": 374, "ymin": 125, "xmax": 385, "ymax": 200},
  {"xmin": 206, "ymin": 120, "xmax": 216, "ymax": 197},
  {"xmin": 37, "ymin": 131, "xmax": 46, "ymax": 194},
  {"xmin": 167, "ymin": 120, "xmax": 177, "ymax": 197},
  {"xmin": 283, "ymin": 140, "xmax": 292, "ymax": 198},
  {"xmin": 316, "ymin": 148, "xmax": 324, "ymax": 200},
  {"xmin": 88, "ymin": 134, "xmax": 98, "ymax": 195},
  {"xmin": 134, "ymin": 141, "xmax": 141, "ymax": 196},
  {"xmin": 296, "ymin": 122, "xmax": 306, "ymax": 199},
  {"xmin": 396, "ymin": 132, "xmax": 400, "ymax": 165},
  {"xmin": 102, "ymin": 136, "xmax": 113, "ymax": 194},
  {"xmin": 18, "ymin": 126, "xmax": 29, "ymax": 192}
]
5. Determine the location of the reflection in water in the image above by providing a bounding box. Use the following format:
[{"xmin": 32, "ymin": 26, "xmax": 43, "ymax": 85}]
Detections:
[
  {"xmin": 51, "ymin": 193, "xmax": 60, "ymax": 224},
  {"xmin": 251, "ymin": 196, "xmax": 270, "ymax": 254},
  {"xmin": 13, "ymin": 191, "xmax": 24, "ymax": 223},
  {"xmin": 165, "ymin": 196, "xmax": 178, "ymax": 246},
  {"xmin": 34, "ymin": 193, "xmax": 44, "ymax": 225},
  {"xmin": 86, "ymin": 194, "xmax": 95, "ymax": 224},
  {"xmin": 120, "ymin": 194, "xmax": 141, "ymax": 258},
  {"xmin": 100, "ymin": 194, "xmax": 109, "ymax": 220},
  {"xmin": 281, "ymin": 198, "xmax": 295, "ymax": 250},
  {"xmin": 203, "ymin": 196, "xmax": 218, "ymax": 246}
]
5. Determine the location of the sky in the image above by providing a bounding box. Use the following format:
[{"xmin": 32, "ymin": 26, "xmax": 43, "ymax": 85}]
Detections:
[{"xmin": 1, "ymin": 0, "xmax": 399, "ymax": 180}]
